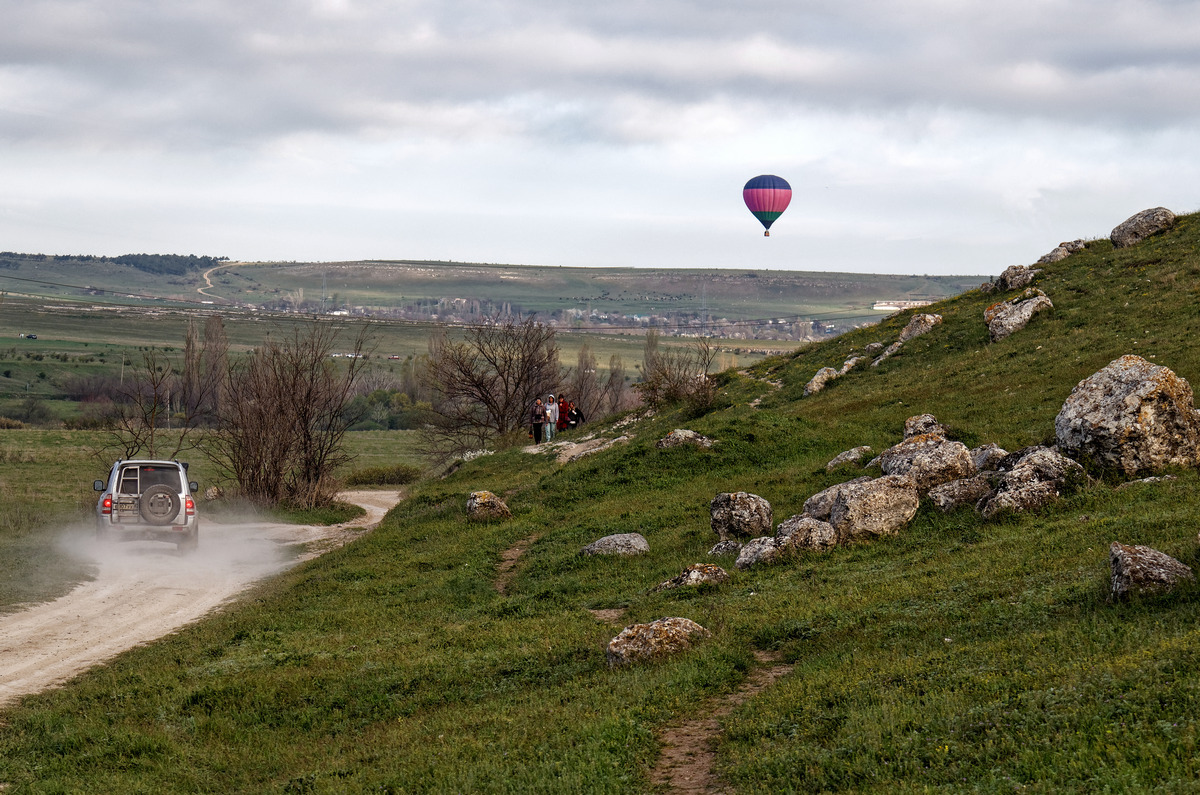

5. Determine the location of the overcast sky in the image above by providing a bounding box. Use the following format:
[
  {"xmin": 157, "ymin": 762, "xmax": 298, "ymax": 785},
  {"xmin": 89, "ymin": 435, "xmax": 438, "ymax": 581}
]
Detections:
[{"xmin": 2, "ymin": 0, "xmax": 1198, "ymax": 275}]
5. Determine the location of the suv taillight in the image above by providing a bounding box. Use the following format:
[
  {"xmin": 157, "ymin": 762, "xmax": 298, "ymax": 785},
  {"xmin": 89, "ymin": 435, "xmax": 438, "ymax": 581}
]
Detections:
[
  {"xmin": 101, "ymin": 495, "xmax": 113, "ymax": 515},
  {"xmin": 185, "ymin": 497, "xmax": 195, "ymax": 517}
]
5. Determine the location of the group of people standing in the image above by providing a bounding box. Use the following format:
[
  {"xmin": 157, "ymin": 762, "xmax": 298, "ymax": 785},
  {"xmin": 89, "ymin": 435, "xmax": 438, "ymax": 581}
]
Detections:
[{"xmin": 529, "ymin": 394, "xmax": 585, "ymax": 444}]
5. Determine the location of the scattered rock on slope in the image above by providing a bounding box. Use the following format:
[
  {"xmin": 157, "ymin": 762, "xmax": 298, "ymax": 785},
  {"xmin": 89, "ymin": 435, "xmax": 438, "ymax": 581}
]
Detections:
[
  {"xmin": 1110, "ymin": 207, "xmax": 1175, "ymax": 249},
  {"xmin": 984, "ymin": 288, "xmax": 1053, "ymax": 341},
  {"xmin": 978, "ymin": 447, "xmax": 1087, "ymax": 519},
  {"xmin": 656, "ymin": 429, "xmax": 716, "ymax": 449},
  {"xmin": 606, "ymin": 617, "xmax": 711, "ymax": 666},
  {"xmin": 1055, "ymin": 355, "xmax": 1200, "ymax": 475},
  {"xmin": 466, "ymin": 491, "xmax": 512, "ymax": 521},
  {"xmin": 581, "ymin": 533, "xmax": 650, "ymax": 557},
  {"xmin": 1109, "ymin": 542, "xmax": 1194, "ymax": 600},
  {"xmin": 710, "ymin": 492, "xmax": 773, "ymax": 541},
  {"xmin": 878, "ymin": 432, "xmax": 976, "ymax": 494},
  {"xmin": 653, "ymin": 564, "xmax": 729, "ymax": 591},
  {"xmin": 829, "ymin": 475, "xmax": 920, "ymax": 542}
]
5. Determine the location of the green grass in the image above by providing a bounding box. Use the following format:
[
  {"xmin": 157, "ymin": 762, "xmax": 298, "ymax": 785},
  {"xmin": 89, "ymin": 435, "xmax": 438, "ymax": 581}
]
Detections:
[{"xmin": 5, "ymin": 219, "xmax": 1200, "ymax": 791}]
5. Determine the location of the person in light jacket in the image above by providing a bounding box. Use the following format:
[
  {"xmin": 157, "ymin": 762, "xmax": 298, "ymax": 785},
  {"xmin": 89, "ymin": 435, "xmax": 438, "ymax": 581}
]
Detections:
[{"xmin": 545, "ymin": 395, "xmax": 559, "ymax": 441}]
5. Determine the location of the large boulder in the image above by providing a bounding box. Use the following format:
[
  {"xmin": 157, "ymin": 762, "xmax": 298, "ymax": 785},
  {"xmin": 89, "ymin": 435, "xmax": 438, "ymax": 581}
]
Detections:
[
  {"xmin": 581, "ymin": 533, "xmax": 649, "ymax": 557},
  {"xmin": 970, "ymin": 443, "xmax": 1009, "ymax": 471},
  {"xmin": 710, "ymin": 492, "xmax": 773, "ymax": 541},
  {"xmin": 877, "ymin": 433, "xmax": 976, "ymax": 493},
  {"xmin": 978, "ymin": 447, "xmax": 1086, "ymax": 519},
  {"xmin": 829, "ymin": 476, "xmax": 920, "ymax": 542},
  {"xmin": 735, "ymin": 536, "xmax": 782, "ymax": 570},
  {"xmin": 1111, "ymin": 207, "xmax": 1175, "ymax": 249},
  {"xmin": 653, "ymin": 564, "xmax": 730, "ymax": 591},
  {"xmin": 775, "ymin": 514, "xmax": 838, "ymax": 551},
  {"xmin": 825, "ymin": 446, "xmax": 872, "ymax": 472},
  {"xmin": 1109, "ymin": 542, "xmax": 1194, "ymax": 600},
  {"xmin": 803, "ymin": 476, "xmax": 873, "ymax": 521},
  {"xmin": 904, "ymin": 414, "xmax": 945, "ymax": 439},
  {"xmin": 899, "ymin": 313, "xmax": 943, "ymax": 342},
  {"xmin": 606, "ymin": 617, "xmax": 711, "ymax": 666},
  {"xmin": 996, "ymin": 264, "xmax": 1043, "ymax": 291},
  {"xmin": 466, "ymin": 491, "xmax": 512, "ymax": 521},
  {"xmin": 1055, "ymin": 355, "xmax": 1200, "ymax": 475},
  {"xmin": 984, "ymin": 288, "xmax": 1053, "ymax": 342},
  {"xmin": 928, "ymin": 474, "xmax": 996, "ymax": 513}
]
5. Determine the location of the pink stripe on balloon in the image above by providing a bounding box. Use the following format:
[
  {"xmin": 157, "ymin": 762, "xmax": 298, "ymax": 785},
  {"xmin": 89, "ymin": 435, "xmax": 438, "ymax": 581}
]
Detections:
[{"xmin": 743, "ymin": 188, "xmax": 792, "ymax": 214}]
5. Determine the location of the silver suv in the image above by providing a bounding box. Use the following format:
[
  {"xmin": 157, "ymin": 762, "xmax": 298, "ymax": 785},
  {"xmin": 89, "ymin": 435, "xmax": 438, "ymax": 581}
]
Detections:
[{"xmin": 93, "ymin": 460, "xmax": 200, "ymax": 551}]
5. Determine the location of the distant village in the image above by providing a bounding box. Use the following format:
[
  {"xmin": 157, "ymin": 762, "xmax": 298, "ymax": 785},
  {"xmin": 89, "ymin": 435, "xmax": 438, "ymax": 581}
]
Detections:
[{"xmin": 246, "ymin": 295, "xmax": 933, "ymax": 342}]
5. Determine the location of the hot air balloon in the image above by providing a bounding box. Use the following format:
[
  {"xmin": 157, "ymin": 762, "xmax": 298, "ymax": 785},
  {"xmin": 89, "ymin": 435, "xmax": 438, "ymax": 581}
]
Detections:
[{"xmin": 743, "ymin": 174, "xmax": 791, "ymax": 236}]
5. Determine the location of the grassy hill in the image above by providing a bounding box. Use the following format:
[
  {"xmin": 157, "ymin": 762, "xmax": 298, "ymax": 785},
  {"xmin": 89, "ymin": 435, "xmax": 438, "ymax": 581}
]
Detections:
[{"xmin": 4, "ymin": 215, "xmax": 1200, "ymax": 791}]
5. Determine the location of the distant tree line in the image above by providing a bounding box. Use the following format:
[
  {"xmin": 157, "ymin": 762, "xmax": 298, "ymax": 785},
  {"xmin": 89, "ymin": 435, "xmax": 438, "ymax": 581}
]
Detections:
[{"xmin": 0, "ymin": 251, "xmax": 228, "ymax": 276}]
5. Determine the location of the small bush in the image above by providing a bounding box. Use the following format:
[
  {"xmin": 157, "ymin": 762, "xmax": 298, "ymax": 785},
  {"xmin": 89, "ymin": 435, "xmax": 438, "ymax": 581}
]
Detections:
[
  {"xmin": 0, "ymin": 416, "xmax": 26, "ymax": 430},
  {"xmin": 343, "ymin": 463, "xmax": 423, "ymax": 486}
]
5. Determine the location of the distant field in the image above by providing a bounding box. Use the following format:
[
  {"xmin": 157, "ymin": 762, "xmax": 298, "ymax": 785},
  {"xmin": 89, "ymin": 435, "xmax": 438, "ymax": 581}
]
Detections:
[{"xmin": 0, "ymin": 297, "xmax": 796, "ymax": 406}]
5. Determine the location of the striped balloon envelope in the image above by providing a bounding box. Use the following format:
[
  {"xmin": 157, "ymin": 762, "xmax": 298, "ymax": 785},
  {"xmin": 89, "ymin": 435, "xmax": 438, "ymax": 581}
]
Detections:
[{"xmin": 743, "ymin": 174, "xmax": 792, "ymax": 236}]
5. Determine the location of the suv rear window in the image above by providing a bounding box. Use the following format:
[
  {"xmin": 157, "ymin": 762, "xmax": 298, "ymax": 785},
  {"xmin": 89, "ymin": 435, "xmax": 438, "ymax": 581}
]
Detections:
[{"xmin": 118, "ymin": 465, "xmax": 182, "ymax": 494}]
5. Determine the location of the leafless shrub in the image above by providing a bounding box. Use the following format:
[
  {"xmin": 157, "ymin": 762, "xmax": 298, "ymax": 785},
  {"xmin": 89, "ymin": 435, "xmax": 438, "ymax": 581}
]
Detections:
[
  {"xmin": 206, "ymin": 321, "xmax": 371, "ymax": 508},
  {"xmin": 635, "ymin": 331, "xmax": 717, "ymax": 411}
]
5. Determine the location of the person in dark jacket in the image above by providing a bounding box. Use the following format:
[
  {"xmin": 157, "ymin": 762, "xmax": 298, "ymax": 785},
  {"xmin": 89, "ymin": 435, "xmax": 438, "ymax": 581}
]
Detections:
[
  {"xmin": 567, "ymin": 403, "xmax": 584, "ymax": 429},
  {"xmin": 530, "ymin": 398, "xmax": 546, "ymax": 444}
]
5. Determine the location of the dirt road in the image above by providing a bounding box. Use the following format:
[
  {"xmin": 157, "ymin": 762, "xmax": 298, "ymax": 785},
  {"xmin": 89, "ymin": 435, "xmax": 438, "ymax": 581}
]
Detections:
[{"xmin": 0, "ymin": 490, "xmax": 399, "ymax": 709}]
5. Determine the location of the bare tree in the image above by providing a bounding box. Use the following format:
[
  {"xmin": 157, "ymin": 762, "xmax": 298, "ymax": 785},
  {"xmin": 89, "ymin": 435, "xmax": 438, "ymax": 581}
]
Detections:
[
  {"xmin": 102, "ymin": 350, "xmax": 209, "ymax": 459},
  {"xmin": 566, "ymin": 342, "xmax": 603, "ymax": 423},
  {"xmin": 603, "ymin": 353, "xmax": 631, "ymax": 415},
  {"xmin": 636, "ymin": 331, "xmax": 718, "ymax": 411},
  {"xmin": 421, "ymin": 316, "xmax": 559, "ymax": 457},
  {"xmin": 206, "ymin": 322, "xmax": 371, "ymax": 507}
]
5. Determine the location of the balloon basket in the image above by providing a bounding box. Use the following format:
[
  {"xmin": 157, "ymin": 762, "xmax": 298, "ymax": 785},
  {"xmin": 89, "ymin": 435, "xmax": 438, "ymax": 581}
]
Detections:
[{"xmin": 764, "ymin": 231, "xmax": 770, "ymax": 237}]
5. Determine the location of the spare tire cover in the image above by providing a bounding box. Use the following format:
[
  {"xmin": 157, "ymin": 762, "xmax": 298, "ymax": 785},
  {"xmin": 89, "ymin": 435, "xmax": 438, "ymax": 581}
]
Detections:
[{"xmin": 139, "ymin": 484, "xmax": 182, "ymax": 526}]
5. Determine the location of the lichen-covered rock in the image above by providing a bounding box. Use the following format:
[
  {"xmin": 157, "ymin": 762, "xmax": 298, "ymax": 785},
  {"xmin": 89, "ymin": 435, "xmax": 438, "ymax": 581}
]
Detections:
[
  {"xmin": 899, "ymin": 313, "xmax": 943, "ymax": 342},
  {"xmin": 825, "ymin": 446, "xmax": 872, "ymax": 472},
  {"xmin": 904, "ymin": 414, "xmax": 945, "ymax": 439},
  {"xmin": 466, "ymin": 490, "xmax": 512, "ymax": 521},
  {"xmin": 653, "ymin": 564, "xmax": 729, "ymax": 591},
  {"xmin": 804, "ymin": 367, "xmax": 839, "ymax": 396},
  {"xmin": 203, "ymin": 485, "xmax": 224, "ymax": 501},
  {"xmin": 1055, "ymin": 355, "xmax": 1200, "ymax": 475},
  {"xmin": 928, "ymin": 474, "xmax": 996, "ymax": 513},
  {"xmin": 878, "ymin": 432, "xmax": 976, "ymax": 493},
  {"xmin": 1111, "ymin": 207, "xmax": 1175, "ymax": 249},
  {"xmin": 1109, "ymin": 542, "xmax": 1194, "ymax": 600},
  {"xmin": 775, "ymin": 515, "xmax": 837, "ymax": 551},
  {"xmin": 581, "ymin": 533, "xmax": 649, "ymax": 557},
  {"xmin": 996, "ymin": 264, "xmax": 1043, "ymax": 291},
  {"xmin": 829, "ymin": 476, "xmax": 920, "ymax": 542},
  {"xmin": 710, "ymin": 492, "xmax": 773, "ymax": 541},
  {"xmin": 864, "ymin": 342, "xmax": 884, "ymax": 355},
  {"xmin": 735, "ymin": 536, "xmax": 780, "ymax": 570},
  {"xmin": 978, "ymin": 448, "xmax": 1086, "ymax": 519},
  {"xmin": 656, "ymin": 429, "xmax": 716, "ymax": 449},
  {"xmin": 707, "ymin": 539, "xmax": 743, "ymax": 557},
  {"xmin": 803, "ymin": 477, "xmax": 872, "ymax": 521},
  {"xmin": 970, "ymin": 443, "xmax": 1009, "ymax": 471},
  {"xmin": 606, "ymin": 617, "xmax": 711, "ymax": 666},
  {"xmin": 984, "ymin": 288, "xmax": 1053, "ymax": 342}
]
